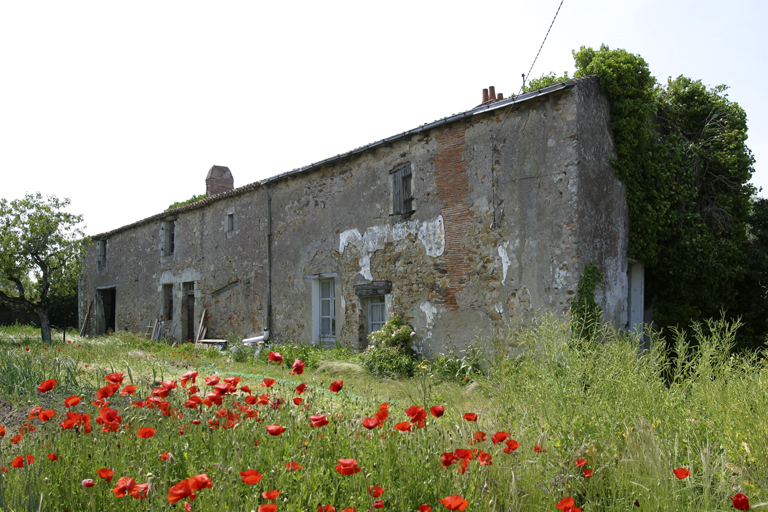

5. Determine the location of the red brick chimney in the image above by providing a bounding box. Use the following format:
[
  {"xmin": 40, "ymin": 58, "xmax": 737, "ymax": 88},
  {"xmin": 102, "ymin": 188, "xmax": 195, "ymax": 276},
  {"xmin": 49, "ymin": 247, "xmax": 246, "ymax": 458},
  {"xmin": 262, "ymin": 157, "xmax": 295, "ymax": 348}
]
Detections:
[{"xmin": 206, "ymin": 165, "xmax": 234, "ymax": 197}]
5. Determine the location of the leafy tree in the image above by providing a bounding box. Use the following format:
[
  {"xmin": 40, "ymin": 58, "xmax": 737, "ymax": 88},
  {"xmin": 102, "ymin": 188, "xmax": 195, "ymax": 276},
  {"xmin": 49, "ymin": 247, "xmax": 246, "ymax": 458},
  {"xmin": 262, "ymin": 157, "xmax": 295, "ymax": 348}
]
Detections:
[
  {"xmin": 523, "ymin": 71, "xmax": 571, "ymax": 92},
  {"xmin": 569, "ymin": 45, "xmax": 756, "ymax": 338},
  {"xmin": 733, "ymin": 198, "xmax": 768, "ymax": 349},
  {"xmin": 0, "ymin": 193, "xmax": 89, "ymax": 341}
]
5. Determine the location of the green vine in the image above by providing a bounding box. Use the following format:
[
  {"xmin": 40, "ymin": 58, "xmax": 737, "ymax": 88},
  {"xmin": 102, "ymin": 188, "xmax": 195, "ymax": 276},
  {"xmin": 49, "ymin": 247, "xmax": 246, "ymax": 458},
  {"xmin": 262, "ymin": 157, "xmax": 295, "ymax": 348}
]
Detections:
[{"xmin": 571, "ymin": 262, "xmax": 604, "ymax": 339}]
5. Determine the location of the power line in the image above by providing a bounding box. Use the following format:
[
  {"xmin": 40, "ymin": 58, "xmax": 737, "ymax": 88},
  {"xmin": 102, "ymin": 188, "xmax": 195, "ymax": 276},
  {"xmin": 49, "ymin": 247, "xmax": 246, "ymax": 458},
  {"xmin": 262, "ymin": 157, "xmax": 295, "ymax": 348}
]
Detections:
[{"xmin": 520, "ymin": 0, "xmax": 565, "ymax": 93}]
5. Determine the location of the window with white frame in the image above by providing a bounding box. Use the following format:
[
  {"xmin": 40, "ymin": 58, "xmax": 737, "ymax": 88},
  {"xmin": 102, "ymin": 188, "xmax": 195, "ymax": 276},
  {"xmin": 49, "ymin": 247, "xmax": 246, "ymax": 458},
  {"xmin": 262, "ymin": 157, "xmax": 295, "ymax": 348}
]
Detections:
[
  {"xmin": 319, "ymin": 278, "xmax": 335, "ymax": 338},
  {"xmin": 367, "ymin": 296, "xmax": 386, "ymax": 334}
]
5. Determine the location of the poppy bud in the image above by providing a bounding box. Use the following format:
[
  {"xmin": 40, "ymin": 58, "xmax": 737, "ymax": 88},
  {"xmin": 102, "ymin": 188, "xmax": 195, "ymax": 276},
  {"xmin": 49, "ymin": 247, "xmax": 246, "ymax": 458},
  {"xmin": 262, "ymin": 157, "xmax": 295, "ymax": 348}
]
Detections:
[{"xmin": 81, "ymin": 479, "xmax": 95, "ymax": 487}]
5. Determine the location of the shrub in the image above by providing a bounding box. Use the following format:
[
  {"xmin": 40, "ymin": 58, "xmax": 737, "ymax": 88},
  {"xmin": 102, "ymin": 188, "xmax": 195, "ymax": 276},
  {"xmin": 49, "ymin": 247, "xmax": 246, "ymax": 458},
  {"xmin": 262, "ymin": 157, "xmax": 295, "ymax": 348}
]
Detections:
[
  {"xmin": 358, "ymin": 344, "xmax": 417, "ymax": 378},
  {"xmin": 367, "ymin": 315, "xmax": 414, "ymax": 353},
  {"xmin": 227, "ymin": 333, "xmax": 253, "ymax": 363}
]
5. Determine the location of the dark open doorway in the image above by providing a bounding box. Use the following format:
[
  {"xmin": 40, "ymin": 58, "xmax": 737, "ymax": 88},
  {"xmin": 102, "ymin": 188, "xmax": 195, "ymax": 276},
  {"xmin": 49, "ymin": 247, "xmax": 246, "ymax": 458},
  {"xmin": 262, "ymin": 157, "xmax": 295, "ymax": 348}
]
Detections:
[
  {"xmin": 95, "ymin": 287, "xmax": 116, "ymax": 334},
  {"xmin": 182, "ymin": 282, "xmax": 195, "ymax": 342}
]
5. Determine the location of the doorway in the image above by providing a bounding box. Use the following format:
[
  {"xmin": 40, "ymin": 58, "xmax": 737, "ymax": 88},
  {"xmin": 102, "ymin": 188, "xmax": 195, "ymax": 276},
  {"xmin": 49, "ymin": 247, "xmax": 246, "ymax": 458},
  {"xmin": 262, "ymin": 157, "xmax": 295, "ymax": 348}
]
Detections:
[
  {"xmin": 95, "ymin": 287, "xmax": 116, "ymax": 335},
  {"xmin": 182, "ymin": 282, "xmax": 195, "ymax": 342}
]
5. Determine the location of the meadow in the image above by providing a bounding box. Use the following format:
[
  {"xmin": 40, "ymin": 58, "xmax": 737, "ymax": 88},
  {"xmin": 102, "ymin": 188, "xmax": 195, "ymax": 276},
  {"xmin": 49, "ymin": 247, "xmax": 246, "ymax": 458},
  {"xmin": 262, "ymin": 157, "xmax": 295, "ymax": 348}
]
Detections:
[{"xmin": 0, "ymin": 316, "xmax": 764, "ymax": 511}]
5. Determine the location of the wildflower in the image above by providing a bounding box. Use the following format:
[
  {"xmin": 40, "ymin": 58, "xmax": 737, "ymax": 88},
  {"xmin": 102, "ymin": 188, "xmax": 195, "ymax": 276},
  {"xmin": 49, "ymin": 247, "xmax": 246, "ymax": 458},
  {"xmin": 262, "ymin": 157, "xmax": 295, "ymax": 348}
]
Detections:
[
  {"xmin": 261, "ymin": 378, "xmax": 277, "ymax": 388},
  {"xmin": 310, "ymin": 415, "xmax": 329, "ymax": 428},
  {"xmin": 137, "ymin": 427, "xmax": 156, "ymax": 438},
  {"xmin": 534, "ymin": 444, "xmax": 544, "ymax": 453},
  {"xmin": 462, "ymin": 413, "xmax": 477, "ymax": 422},
  {"xmin": 673, "ymin": 468, "xmax": 690, "ymax": 479},
  {"xmin": 262, "ymin": 490, "xmax": 280, "ymax": 500},
  {"xmin": 503, "ymin": 439, "xmax": 520, "ymax": 453},
  {"xmin": 104, "ymin": 372, "xmax": 124, "ymax": 385},
  {"xmin": 285, "ymin": 461, "xmax": 303, "ymax": 470},
  {"xmin": 491, "ymin": 431, "xmax": 509, "ymax": 445},
  {"xmin": 38, "ymin": 409, "xmax": 56, "ymax": 421},
  {"xmin": 36, "ymin": 379, "xmax": 56, "ymax": 393},
  {"xmin": 295, "ymin": 383, "xmax": 308, "ymax": 394},
  {"xmin": 335, "ymin": 458, "xmax": 361, "ymax": 475},
  {"xmin": 290, "ymin": 359, "xmax": 305, "ymax": 375},
  {"xmin": 0, "ymin": 426, "xmax": 4, "ymax": 437},
  {"xmin": 368, "ymin": 486, "xmax": 385, "ymax": 497},
  {"xmin": 64, "ymin": 396, "xmax": 82, "ymax": 408},
  {"xmin": 473, "ymin": 431, "xmax": 486, "ymax": 442},
  {"xmin": 731, "ymin": 493, "xmax": 750, "ymax": 510},
  {"xmin": 373, "ymin": 499, "xmax": 384, "ymax": 508},
  {"xmin": 318, "ymin": 505, "xmax": 336, "ymax": 512},
  {"xmin": 120, "ymin": 385, "xmax": 137, "ymax": 396},
  {"xmin": 430, "ymin": 405, "xmax": 445, "ymax": 418},
  {"xmin": 575, "ymin": 458, "xmax": 587, "ymax": 467},
  {"xmin": 160, "ymin": 451, "xmax": 173, "ymax": 461},
  {"xmin": 82, "ymin": 479, "xmax": 95, "ymax": 487},
  {"xmin": 293, "ymin": 397, "xmax": 303, "ymax": 405},
  {"xmin": 362, "ymin": 417, "xmax": 379, "ymax": 429},
  {"xmin": 266, "ymin": 424, "xmax": 286, "ymax": 436},
  {"xmin": 180, "ymin": 370, "xmax": 198, "ymax": 388},
  {"xmin": 583, "ymin": 469, "xmax": 593, "ymax": 478},
  {"xmin": 204, "ymin": 375, "xmax": 220, "ymax": 386},
  {"xmin": 556, "ymin": 497, "xmax": 582, "ymax": 512},
  {"xmin": 97, "ymin": 468, "xmax": 115, "ymax": 482},
  {"xmin": 394, "ymin": 422, "xmax": 412, "ymax": 432},
  {"xmin": 438, "ymin": 494, "xmax": 469, "ymax": 511},
  {"xmin": 419, "ymin": 506, "xmax": 432, "ymax": 512},
  {"xmin": 11, "ymin": 455, "xmax": 35, "ymax": 468},
  {"xmin": 268, "ymin": 351, "xmax": 283, "ymax": 365},
  {"xmin": 239, "ymin": 469, "xmax": 263, "ymax": 484},
  {"xmin": 329, "ymin": 380, "xmax": 343, "ymax": 393},
  {"xmin": 258, "ymin": 505, "xmax": 278, "ymax": 512}
]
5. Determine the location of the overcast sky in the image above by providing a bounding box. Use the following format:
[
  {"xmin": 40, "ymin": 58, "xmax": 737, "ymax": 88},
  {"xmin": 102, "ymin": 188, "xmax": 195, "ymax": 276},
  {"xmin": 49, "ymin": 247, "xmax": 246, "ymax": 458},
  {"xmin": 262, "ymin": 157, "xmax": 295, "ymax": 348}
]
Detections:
[{"xmin": 2, "ymin": 0, "xmax": 766, "ymax": 235}]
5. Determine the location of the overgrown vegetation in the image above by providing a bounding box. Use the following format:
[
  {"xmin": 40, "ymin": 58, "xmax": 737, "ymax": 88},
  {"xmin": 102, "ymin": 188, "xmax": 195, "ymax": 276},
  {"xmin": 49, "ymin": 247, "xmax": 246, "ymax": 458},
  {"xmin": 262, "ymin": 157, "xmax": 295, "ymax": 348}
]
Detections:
[{"xmin": 166, "ymin": 194, "xmax": 206, "ymax": 211}]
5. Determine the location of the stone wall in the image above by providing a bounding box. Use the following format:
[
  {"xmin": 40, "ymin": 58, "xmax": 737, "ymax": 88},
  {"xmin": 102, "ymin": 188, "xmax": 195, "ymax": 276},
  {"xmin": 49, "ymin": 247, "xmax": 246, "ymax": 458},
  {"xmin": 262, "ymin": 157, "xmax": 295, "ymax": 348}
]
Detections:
[{"xmin": 80, "ymin": 76, "xmax": 629, "ymax": 355}]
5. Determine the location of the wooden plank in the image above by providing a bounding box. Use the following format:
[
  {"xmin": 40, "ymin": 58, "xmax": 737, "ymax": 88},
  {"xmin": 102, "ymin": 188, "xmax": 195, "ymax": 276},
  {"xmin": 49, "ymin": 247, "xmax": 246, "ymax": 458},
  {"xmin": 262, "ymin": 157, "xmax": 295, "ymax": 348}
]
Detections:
[
  {"xmin": 195, "ymin": 308, "xmax": 207, "ymax": 343},
  {"xmin": 79, "ymin": 300, "xmax": 93, "ymax": 337}
]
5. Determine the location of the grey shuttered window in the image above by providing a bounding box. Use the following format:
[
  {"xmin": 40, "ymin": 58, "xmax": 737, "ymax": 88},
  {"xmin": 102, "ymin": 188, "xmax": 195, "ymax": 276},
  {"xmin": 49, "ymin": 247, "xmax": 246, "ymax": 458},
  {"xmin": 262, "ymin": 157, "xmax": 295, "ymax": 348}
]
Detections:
[{"xmin": 391, "ymin": 163, "xmax": 413, "ymax": 215}]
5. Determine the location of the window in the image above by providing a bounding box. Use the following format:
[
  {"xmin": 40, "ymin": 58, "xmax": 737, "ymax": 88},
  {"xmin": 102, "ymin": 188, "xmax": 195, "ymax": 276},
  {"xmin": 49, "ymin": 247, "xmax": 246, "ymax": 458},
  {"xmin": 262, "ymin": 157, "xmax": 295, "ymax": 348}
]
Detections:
[
  {"xmin": 162, "ymin": 284, "xmax": 173, "ymax": 320},
  {"xmin": 367, "ymin": 296, "xmax": 386, "ymax": 334},
  {"xmin": 319, "ymin": 278, "xmax": 335, "ymax": 338},
  {"xmin": 162, "ymin": 220, "xmax": 176, "ymax": 257},
  {"xmin": 97, "ymin": 240, "xmax": 107, "ymax": 268},
  {"xmin": 226, "ymin": 213, "xmax": 234, "ymax": 232},
  {"xmin": 391, "ymin": 163, "xmax": 413, "ymax": 215}
]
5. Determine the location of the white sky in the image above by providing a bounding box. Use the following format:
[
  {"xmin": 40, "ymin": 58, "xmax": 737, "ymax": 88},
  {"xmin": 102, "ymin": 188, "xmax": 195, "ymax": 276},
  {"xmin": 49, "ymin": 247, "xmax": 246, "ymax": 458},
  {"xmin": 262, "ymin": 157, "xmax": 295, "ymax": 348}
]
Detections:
[{"xmin": 2, "ymin": 0, "xmax": 766, "ymax": 236}]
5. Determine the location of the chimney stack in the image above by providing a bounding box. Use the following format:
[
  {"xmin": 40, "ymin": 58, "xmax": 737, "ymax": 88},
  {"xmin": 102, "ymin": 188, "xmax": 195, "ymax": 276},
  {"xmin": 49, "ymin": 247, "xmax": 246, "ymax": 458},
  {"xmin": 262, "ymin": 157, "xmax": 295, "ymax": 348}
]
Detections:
[
  {"xmin": 488, "ymin": 86, "xmax": 496, "ymax": 100},
  {"xmin": 206, "ymin": 165, "xmax": 234, "ymax": 197},
  {"xmin": 482, "ymin": 88, "xmax": 489, "ymax": 103}
]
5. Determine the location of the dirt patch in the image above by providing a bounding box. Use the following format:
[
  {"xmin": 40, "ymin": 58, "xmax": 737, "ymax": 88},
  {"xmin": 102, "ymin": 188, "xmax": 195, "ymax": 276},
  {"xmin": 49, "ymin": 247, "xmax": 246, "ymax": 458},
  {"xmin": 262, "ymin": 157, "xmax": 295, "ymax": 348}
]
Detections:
[{"xmin": 0, "ymin": 398, "xmax": 31, "ymax": 431}]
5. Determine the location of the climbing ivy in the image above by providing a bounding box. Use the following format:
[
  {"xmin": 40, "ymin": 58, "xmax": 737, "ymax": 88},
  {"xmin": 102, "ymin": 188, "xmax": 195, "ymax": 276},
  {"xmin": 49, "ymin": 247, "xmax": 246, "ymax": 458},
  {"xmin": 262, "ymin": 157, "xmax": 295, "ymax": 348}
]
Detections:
[
  {"xmin": 570, "ymin": 45, "xmax": 755, "ymax": 336},
  {"xmin": 571, "ymin": 261, "xmax": 604, "ymax": 340}
]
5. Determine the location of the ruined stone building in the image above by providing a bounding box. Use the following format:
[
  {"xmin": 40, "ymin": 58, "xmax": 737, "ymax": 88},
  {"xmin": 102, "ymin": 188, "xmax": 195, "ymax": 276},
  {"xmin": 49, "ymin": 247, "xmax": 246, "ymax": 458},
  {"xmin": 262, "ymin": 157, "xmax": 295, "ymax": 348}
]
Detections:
[{"xmin": 78, "ymin": 76, "xmax": 645, "ymax": 354}]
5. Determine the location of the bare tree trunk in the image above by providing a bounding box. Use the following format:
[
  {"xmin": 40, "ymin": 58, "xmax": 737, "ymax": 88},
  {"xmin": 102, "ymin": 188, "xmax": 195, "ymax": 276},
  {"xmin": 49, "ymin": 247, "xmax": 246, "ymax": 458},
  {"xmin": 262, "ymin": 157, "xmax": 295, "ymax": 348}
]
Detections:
[{"xmin": 37, "ymin": 307, "xmax": 52, "ymax": 342}]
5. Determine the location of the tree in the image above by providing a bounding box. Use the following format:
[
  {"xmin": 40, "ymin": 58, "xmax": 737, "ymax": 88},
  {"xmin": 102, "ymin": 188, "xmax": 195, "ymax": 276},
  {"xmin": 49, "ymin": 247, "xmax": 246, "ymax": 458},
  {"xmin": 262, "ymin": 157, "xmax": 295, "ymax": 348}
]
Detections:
[
  {"xmin": 570, "ymin": 45, "xmax": 756, "ymax": 338},
  {"xmin": 0, "ymin": 193, "xmax": 89, "ymax": 341}
]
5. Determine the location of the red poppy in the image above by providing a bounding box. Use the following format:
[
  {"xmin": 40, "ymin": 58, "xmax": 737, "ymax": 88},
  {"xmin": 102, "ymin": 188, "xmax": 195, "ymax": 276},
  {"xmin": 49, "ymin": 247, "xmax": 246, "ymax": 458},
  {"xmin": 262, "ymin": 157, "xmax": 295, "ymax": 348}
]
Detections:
[
  {"xmin": 438, "ymin": 494, "xmax": 469, "ymax": 511},
  {"xmin": 168, "ymin": 478, "xmax": 193, "ymax": 504},
  {"xmin": 188, "ymin": 473, "xmax": 212, "ymax": 492},
  {"xmin": 310, "ymin": 414, "xmax": 329, "ymax": 428},
  {"xmin": 583, "ymin": 469, "xmax": 593, "ymax": 478},
  {"xmin": 36, "ymin": 379, "xmax": 56, "ymax": 393},
  {"xmin": 329, "ymin": 381, "xmax": 343, "ymax": 393},
  {"xmin": 47, "ymin": 453, "xmax": 58, "ymax": 461},
  {"xmin": 268, "ymin": 351, "xmax": 283, "ymax": 365},
  {"xmin": 64, "ymin": 396, "xmax": 82, "ymax": 408},
  {"xmin": 575, "ymin": 458, "xmax": 587, "ymax": 467},
  {"xmin": 38, "ymin": 409, "xmax": 56, "ymax": 422},
  {"xmin": 394, "ymin": 422, "xmax": 412, "ymax": 432},
  {"xmin": 97, "ymin": 468, "xmax": 115, "ymax": 482},
  {"xmin": 478, "ymin": 450, "xmax": 492, "ymax": 466},
  {"xmin": 261, "ymin": 378, "xmax": 277, "ymax": 388},
  {"xmin": 295, "ymin": 383, "xmax": 308, "ymax": 394},
  {"xmin": 240, "ymin": 469, "xmax": 263, "ymax": 485},
  {"xmin": 11, "ymin": 434, "xmax": 22, "ymax": 444},
  {"xmin": 534, "ymin": 444, "xmax": 544, "ymax": 453},
  {"xmin": 180, "ymin": 370, "xmax": 198, "ymax": 388},
  {"xmin": 258, "ymin": 505, "xmax": 278, "ymax": 512},
  {"xmin": 120, "ymin": 385, "xmax": 137, "ymax": 396},
  {"xmin": 11, "ymin": 455, "xmax": 35, "ymax": 468},
  {"xmin": 104, "ymin": 372, "xmax": 124, "ymax": 385},
  {"xmin": 96, "ymin": 383, "xmax": 120, "ymax": 399},
  {"xmin": 266, "ymin": 424, "xmax": 286, "ymax": 436},
  {"xmin": 262, "ymin": 490, "xmax": 280, "ymax": 500},
  {"xmin": 373, "ymin": 500, "xmax": 384, "ymax": 509},
  {"xmin": 366, "ymin": 485, "xmax": 385, "ymax": 497},
  {"xmin": 462, "ymin": 413, "xmax": 477, "ymax": 422},
  {"xmin": 112, "ymin": 477, "xmax": 137, "ymax": 497},
  {"xmin": 285, "ymin": 461, "xmax": 303, "ymax": 470},
  {"xmin": 318, "ymin": 505, "xmax": 336, "ymax": 512},
  {"xmin": 430, "ymin": 405, "xmax": 445, "ymax": 418},
  {"xmin": 556, "ymin": 497, "xmax": 582, "ymax": 512},
  {"xmin": 731, "ymin": 493, "xmax": 750, "ymax": 510},
  {"xmin": 342, "ymin": 508, "xmax": 357, "ymax": 512},
  {"xmin": 293, "ymin": 397, "xmax": 303, "ymax": 405},
  {"xmin": 473, "ymin": 431, "xmax": 486, "ymax": 442},
  {"xmin": 335, "ymin": 458, "xmax": 361, "ymax": 475},
  {"xmin": 82, "ymin": 478, "xmax": 95, "ymax": 487},
  {"xmin": 503, "ymin": 439, "xmax": 520, "ymax": 453},
  {"xmin": 160, "ymin": 451, "xmax": 173, "ymax": 461},
  {"xmin": 491, "ymin": 431, "xmax": 509, "ymax": 445},
  {"xmin": 0, "ymin": 426, "xmax": 4, "ymax": 437},
  {"xmin": 673, "ymin": 467, "xmax": 690, "ymax": 479},
  {"xmin": 137, "ymin": 427, "xmax": 156, "ymax": 438},
  {"xmin": 362, "ymin": 417, "xmax": 379, "ymax": 429},
  {"xmin": 204, "ymin": 375, "xmax": 220, "ymax": 386},
  {"xmin": 290, "ymin": 359, "xmax": 305, "ymax": 375},
  {"xmin": 440, "ymin": 452, "xmax": 457, "ymax": 467},
  {"xmin": 419, "ymin": 506, "xmax": 432, "ymax": 512}
]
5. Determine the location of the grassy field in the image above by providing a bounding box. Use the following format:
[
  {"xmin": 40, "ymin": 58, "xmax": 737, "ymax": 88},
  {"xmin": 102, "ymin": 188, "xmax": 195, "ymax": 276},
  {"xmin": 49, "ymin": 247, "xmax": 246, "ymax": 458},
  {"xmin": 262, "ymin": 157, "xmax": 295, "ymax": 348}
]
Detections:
[{"xmin": 0, "ymin": 317, "xmax": 764, "ymax": 511}]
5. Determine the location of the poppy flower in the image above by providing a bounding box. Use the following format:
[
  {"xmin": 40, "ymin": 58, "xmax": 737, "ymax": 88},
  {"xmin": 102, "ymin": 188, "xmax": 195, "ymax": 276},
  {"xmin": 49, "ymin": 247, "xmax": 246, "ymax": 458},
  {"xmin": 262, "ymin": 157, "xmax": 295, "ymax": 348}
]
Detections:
[
  {"xmin": 329, "ymin": 381, "xmax": 343, "ymax": 393},
  {"xmin": 261, "ymin": 378, "xmax": 276, "ymax": 388},
  {"xmin": 335, "ymin": 458, "xmax": 361, "ymax": 475},
  {"xmin": 180, "ymin": 370, "xmax": 198, "ymax": 388},
  {"xmin": 97, "ymin": 468, "xmax": 115, "ymax": 482},
  {"xmin": 318, "ymin": 505, "xmax": 336, "ymax": 512},
  {"xmin": 120, "ymin": 385, "xmax": 137, "ymax": 396},
  {"xmin": 491, "ymin": 431, "xmax": 509, "ymax": 445},
  {"xmin": 731, "ymin": 493, "xmax": 750, "ymax": 510},
  {"xmin": 556, "ymin": 497, "xmax": 582, "ymax": 512},
  {"xmin": 188, "ymin": 473, "xmax": 212, "ymax": 492},
  {"xmin": 11, "ymin": 455, "xmax": 35, "ymax": 468},
  {"xmin": 534, "ymin": 444, "xmax": 545, "ymax": 453},
  {"xmin": 473, "ymin": 431, "xmax": 486, "ymax": 442},
  {"xmin": 137, "ymin": 427, "xmax": 156, "ymax": 438},
  {"xmin": 342, "ymin": 509, "xmax": 357, "ymax": 512},
  {"xmin": 36, "ymin": 379, "xmax": 56, "ymax": 393},
  {"xmin": 266, "ymin": 424, "xmax": 286, "ymax": 436},
  {"xmin": 47, "ymin": 453, "xmax": 58, "ymax": 461},
  {"xmin": 38, "ymin": 409, "xmax": 56, "ymax": 422},
  {"xmin": 583, "ymin": 469, "xmax": 593, "ymax": 478},
  {"xmin": 285, "ymin": 461, "xmax": 303, "ymax": 470},
  {"xmin": 575, "ymin": 458, "xmax": 587, "ymax": 467},
  {"xmin": 503, "ymin": 439, "xmax": 520, "ymax": 453},
  {"xmin": 64, "ymin": 396, "xmax": 82, "ymax": 408},
  {"xmin": 462, "ymin": 413, "xmax": 477, "ymax": 422},
  {"xmin": 438, "ymin": 494, "xmax": 469, "ymax": 511},
  {"xmin": 112, "ymin": 477, "xmax": 137, "ymax": 497},
  {"xmin": 293, "ymin": 397, "xmax": 303, "ymax": 405},
  {"xmin": 295, "ymin": 383, "xmax": 308, "ymax": 394},
  {"xmin": 290, "ymin": 359, "xmax": 305, "ymax": 375},
  {"xmin": 204, "ymin": 375, "xmax": 220, "ymax": 386},
  {"xmin": 262, "ymin": 490, "xmax": 280, "ymax": 500},
  {"xmin": 364, "ymin": 486, "xmax": 384, "ymax": 499},
  {"xmin": 362, "ymin": 417, "xmax": 379, "ymax": 429},
  {"xmin": 96, "ymin": 383, "xmax": 120, "ymax": 399},
  {"xmin": 240, "ymin": 469, "xmax": 264, "ymax": 485},
  {"xmin": 160, "ymin": 451, "xmax": 173, "ymax": 461},
  {"xmin": 673, "ymin": 467, "xmax": 690, "ymax": 479},
  {"xmin": 478, "ymin": 450, "xmax": 493, "ymax": 466},
  {"xmin": 394, "ymin": 422, "xmax": 412, "ymax": 432},
  {"xmin": 104, "ymin": 372, "xmax": 124, "ymax": 384},
  {"xmin": 82, "ymin": 479, "xmax": 95, "ymax": 487},
  {"xmin": 0, "ymin": 426, "xmax": 4, "ymax": 437},
  {"xmin": 430, "ymin": 405, "xmax": 445, "ymax": 418},
  {"xmin": 311, "ymin": 414, "xmax": 330, "ymax": 428},
  {"xmin": 419, "ymin": 506, "xmax": 432, "ymax": 512},
  {"xmin": 268, "ymin": 351, "xmax": 283, "ymax": 365},
  {"xmin": 373, "ymin": 500, "xmax": 384, "ymax": 509},
  {"xmin": 258, "ymin": 505, "xmax": 278, "ymax": 512}
]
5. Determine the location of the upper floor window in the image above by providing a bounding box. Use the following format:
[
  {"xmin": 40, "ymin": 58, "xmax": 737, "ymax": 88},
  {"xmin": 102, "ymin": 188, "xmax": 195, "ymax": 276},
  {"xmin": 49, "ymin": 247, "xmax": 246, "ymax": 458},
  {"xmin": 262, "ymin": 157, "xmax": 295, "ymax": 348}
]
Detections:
[
  {"xmin": 162, "ymin": 220, "xmax": 176, "ymax": 257},
  {"xmin": 97, "ymin": 240, "xmax": 107, "ymax": 268},
  {"xmin": 226, "ymin": 213, "xmax": 235, "ymax": 232},
  {"xmin": 391, "ymin": 163, "xmax": 413, "ymax": 215}
]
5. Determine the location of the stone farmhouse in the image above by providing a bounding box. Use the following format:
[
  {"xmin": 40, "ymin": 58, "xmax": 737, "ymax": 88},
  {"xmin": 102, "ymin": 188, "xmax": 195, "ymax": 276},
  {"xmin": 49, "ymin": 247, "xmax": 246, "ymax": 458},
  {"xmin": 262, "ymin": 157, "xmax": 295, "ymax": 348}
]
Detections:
[{"xmin": 78, "ymin": 75, "xmax": 645, "ymax": 354}]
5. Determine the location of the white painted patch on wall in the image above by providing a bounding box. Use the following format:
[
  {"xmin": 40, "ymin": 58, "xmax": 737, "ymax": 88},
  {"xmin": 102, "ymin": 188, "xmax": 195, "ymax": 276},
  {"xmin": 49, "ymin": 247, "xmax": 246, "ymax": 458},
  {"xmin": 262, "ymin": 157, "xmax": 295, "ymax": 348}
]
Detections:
[
  {"xmin": 420, "ymin": 300, "xmax": 437, "ymax": 341},
  {"xmin": 498, "ymin": 242, "xmax": 510, "ymax": 283},
  {"xmin": 339, "ymin": 216, "xmax": 445, "ymax": 281}
]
